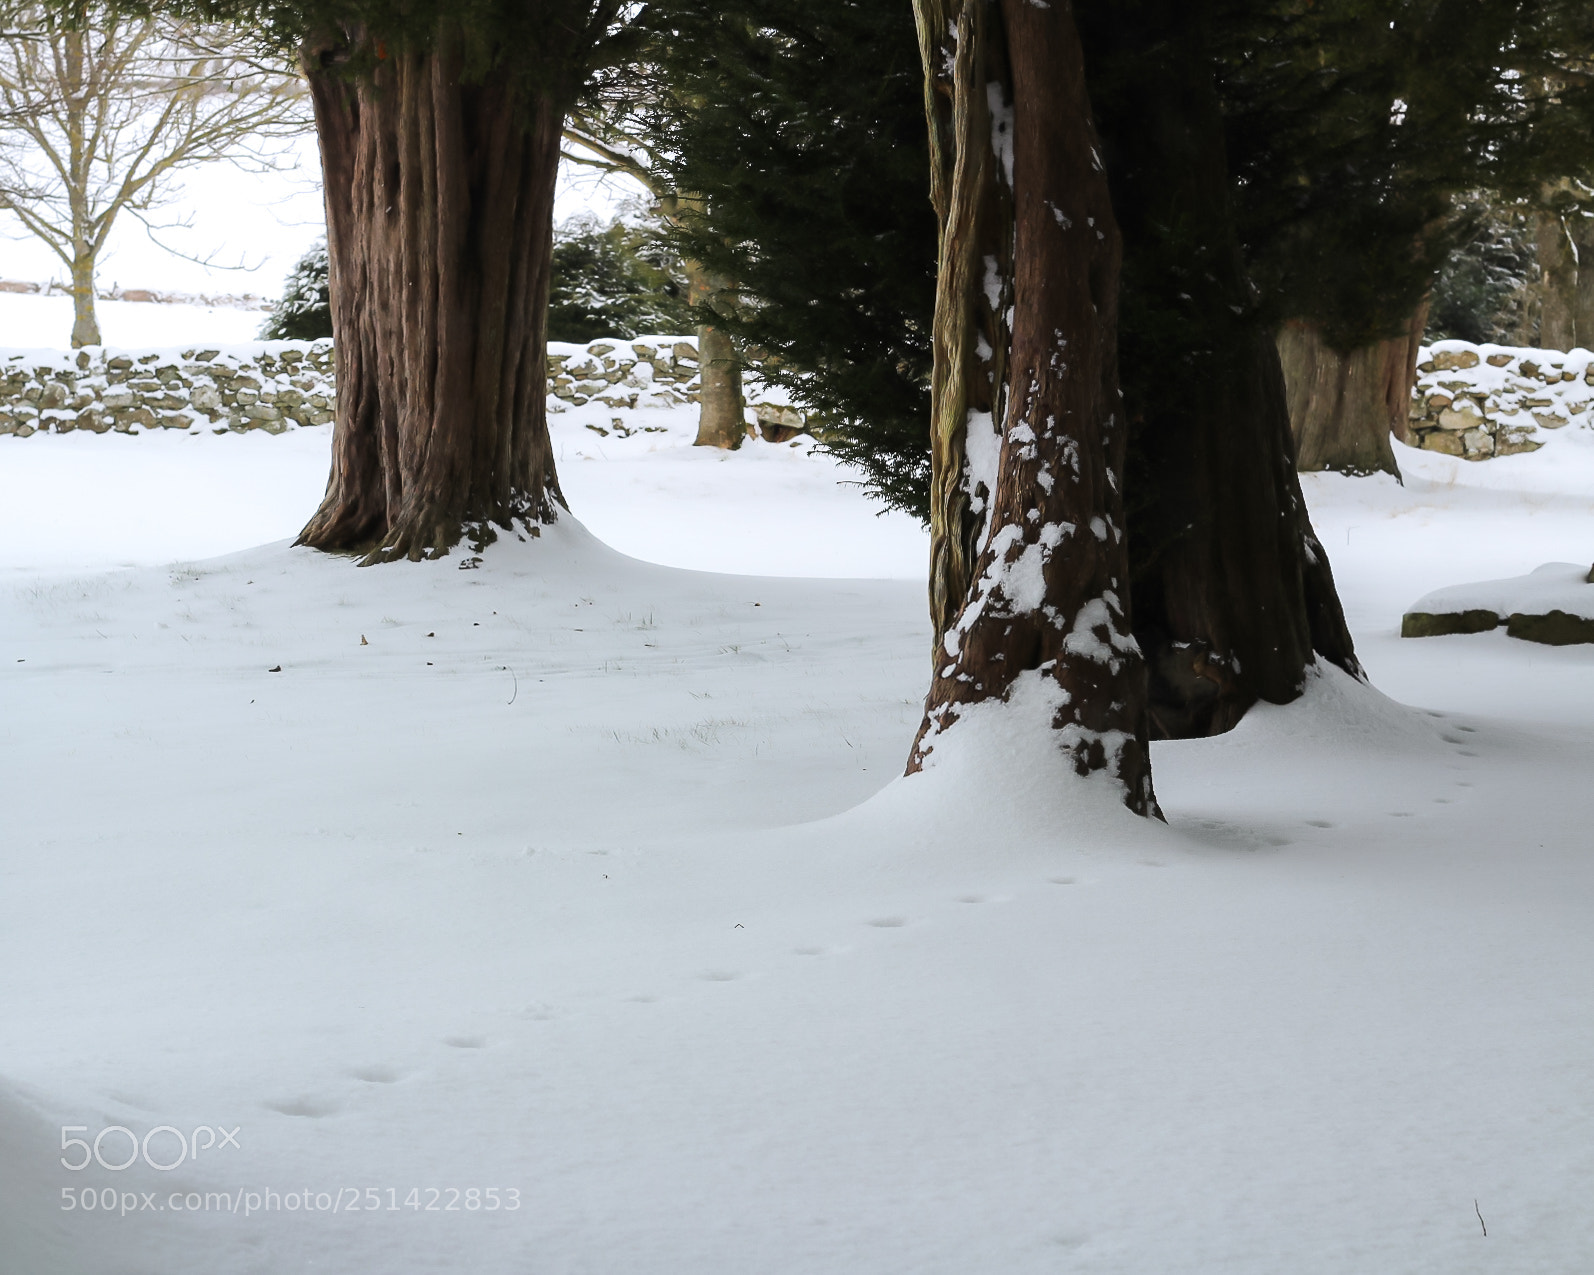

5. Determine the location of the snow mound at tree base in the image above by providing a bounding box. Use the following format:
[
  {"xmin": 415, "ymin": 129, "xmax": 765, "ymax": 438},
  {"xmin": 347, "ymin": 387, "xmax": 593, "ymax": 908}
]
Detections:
[
  {"xmin": 825, "ymin": 661, "xmax": 1456, "ymax": 877},
  {"xmin": 1404, "ymin": 562, "xmax": 1594, "ymax": 643}
]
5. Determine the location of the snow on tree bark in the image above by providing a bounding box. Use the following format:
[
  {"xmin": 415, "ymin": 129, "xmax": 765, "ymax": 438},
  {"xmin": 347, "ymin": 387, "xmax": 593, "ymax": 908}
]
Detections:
[{"xmin": 908, "ymin": 0, "xmax": 1156, "ymax": 816}]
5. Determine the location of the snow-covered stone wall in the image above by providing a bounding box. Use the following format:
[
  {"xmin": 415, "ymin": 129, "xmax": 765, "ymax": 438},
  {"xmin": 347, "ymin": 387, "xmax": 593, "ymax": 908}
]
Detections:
[
  {"xmin": 0, "ymin": 335, "xmax": 806, "ymax": 438},
  {"xmin": 0, "ymin": 341, "xmax": 335, "ymax": 436},
  {"xmin": 547, "ymin": 338, "xmax": 702, "ymax": 409},
  {"xmin": 548, "ymin": 337, "xmax": 803, "ymax": 435},
  {"xmin": 1408, "ymin": 341, "xmax": 1594, "ymax": 460}
]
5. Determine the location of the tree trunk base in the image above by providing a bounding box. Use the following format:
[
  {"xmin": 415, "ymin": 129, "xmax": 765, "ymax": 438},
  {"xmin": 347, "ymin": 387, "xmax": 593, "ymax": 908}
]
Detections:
[{"xmin": 1277, "ymin": 319, "xmax": 1416, "ymax": 478}]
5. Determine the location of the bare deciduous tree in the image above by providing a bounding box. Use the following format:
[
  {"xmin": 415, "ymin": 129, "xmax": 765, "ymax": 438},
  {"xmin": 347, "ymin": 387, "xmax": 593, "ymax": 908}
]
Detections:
[{"xmin": 0, "ymin": 3, "xmax": 308, "ymax": 346}]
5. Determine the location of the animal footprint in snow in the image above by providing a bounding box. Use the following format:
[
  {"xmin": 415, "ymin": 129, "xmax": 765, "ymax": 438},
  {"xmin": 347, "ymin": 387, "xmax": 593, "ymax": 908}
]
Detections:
[
  {"xmin": 792, "ymin": 946, "xmax": 825, "ymax": 956},
  {"xmin": 266, "ymin": 1096, "xmax": 339, "ymax": 1118},
  {"xmin": 698, "ymin": 970, "xmax": 741, "ymax": 982},
  {"xmin": 443, "ymin": 1035, "xmax": 486, "ymax": 1049},
  {"xmin": 350, "ymin": 1066, "xmax": 401, "ymax": 1084},
  {"xmin": 866, "ymin": 916, "xmax": 907, "ymax": 928},
  {"xmin": 1047, "ymin": 876, "xmax": 1077, "ymax": 885},
  {"xmin": 1305, "ymin": 819, "xmax": 1335, "ymax": 828}
]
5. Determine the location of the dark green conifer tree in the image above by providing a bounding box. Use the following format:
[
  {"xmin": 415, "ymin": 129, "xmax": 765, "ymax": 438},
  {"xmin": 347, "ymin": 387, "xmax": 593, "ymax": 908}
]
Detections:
[
  {"xmin": 633, "ymin": 1, "xmax": 937, "ymax": 517},
  {"xmin": 261, "ymin": 239, "xmax": 332, "ymax": 341},
  {"xmin": 546, "ymin": 216, "xmax": 692, "ymax": 344}
]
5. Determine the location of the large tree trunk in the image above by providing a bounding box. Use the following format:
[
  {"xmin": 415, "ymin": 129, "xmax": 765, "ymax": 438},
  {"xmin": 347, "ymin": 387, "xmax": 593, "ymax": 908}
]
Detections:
[
  {"xmin": 1277, "ymin": 303, "xmax": 1428, "ymax": 475},
  {"xmin": 908, "ymin": 0, "xmax": 1157, "ymax": 815},
  {"xmin": 1077, "ymin": 1, "xmax": 1361, "ymax": 740},
  {"xmin": 296, "ymin": 29, "xmax": 566, "ymax": 563},
  {"xmin": 1536, "ymin": 209, "xmax": 1577, "ymax": 351}
]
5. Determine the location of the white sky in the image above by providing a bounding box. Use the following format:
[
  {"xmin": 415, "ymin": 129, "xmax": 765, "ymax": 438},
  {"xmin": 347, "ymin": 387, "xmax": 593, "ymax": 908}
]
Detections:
[{"xmin": 0, "ymin": 133, "xmax": 651, "ymax": 300}]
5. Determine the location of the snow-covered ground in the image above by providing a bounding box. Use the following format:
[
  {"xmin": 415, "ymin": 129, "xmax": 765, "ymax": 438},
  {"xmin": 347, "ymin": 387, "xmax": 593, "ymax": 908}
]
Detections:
[
  {"xmin": 0, "ymin": 294, "xmax": 271, "ymax": 349},
  {"xmin": 2, "ymin": 388, "xmax": 1592, "ymax": 1274}
]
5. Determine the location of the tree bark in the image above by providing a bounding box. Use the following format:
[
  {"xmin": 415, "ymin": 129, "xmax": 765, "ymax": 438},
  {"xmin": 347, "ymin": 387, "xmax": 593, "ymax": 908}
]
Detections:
[
  {"xmin": 914, "ymin": 0, "xmax": 1008, "ymax": 643},
  {"xmin": 64, "ymin": 29, "xmax": 99, "ymax": 349},
  {"xmin": 1077, "ymin": 1, "xmax": 1361, "ymax": 740},
  {"xmin": 1571, "ymin": 212, "xmax": 1594, "ymax": 350},
  {"xmin": 692, "ymin": 321, "xmax": 746, "ymax": 448},
  {"xmin": 296, "ymin": 28, "xmax": 566, "ymax": 563},
  {"xmin": 1536, "ymin": 209, "xmax": 1577, "ymax": 351},
  {"xmin": 1277, "ymin": 303, "xmax": 1428, "ymax": 475},
  {"xmin": 69, "ymin": 252, "xmax": 99, "ymax": 349},
  {"xmin": 907, "ymin": 0, "xmax": 1157, "ymax": 816}
]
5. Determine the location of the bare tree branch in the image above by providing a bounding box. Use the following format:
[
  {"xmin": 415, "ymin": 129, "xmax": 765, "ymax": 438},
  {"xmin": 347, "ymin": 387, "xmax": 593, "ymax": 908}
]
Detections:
[{"xmin": 0, "ymin": 2, "xmax": 311, "ymax": 345}]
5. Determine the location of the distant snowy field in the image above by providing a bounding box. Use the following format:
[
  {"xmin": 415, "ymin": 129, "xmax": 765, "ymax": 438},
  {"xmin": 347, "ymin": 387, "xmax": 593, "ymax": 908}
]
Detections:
[{"xmin": 2, "ymin": 350, "xmax": 1593, "ymax": 1275}]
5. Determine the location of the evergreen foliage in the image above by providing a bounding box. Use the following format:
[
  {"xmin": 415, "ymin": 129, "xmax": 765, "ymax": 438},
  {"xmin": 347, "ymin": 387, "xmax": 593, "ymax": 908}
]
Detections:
[
  {"xmin": 1216, "ymin": 0, "xmax": 1594, "ymax": 350},
  {"xmin": 260, "ymin": 239, "xmax": 332, "ymax": 340},
  {"xmin": 630, "ymin": 2, "xmax": 936, "ymax": 520},
  {"xmin": 1426, "ymin": 197, "xmax": 1539, "ymax": 345},
  {"xmin": 170, "ymin": 0, "xmax": 632, "ymax": 95},
  {"xmin": 255, "ymin": 218, "xmax": 692, "ymax": 346},
  {"xmin": 546, "ymin": 215, "xmax": 692, "ymax": 343}
]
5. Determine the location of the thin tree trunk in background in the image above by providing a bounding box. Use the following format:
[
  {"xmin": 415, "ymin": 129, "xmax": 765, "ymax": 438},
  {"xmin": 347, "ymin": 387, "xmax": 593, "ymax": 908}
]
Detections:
[
  {"xmin": 1536, "ymin": 209, "xmax": 1577, "ymax": 351},
  {"xmin": 656, "ymin": 195, "xmax": 747, "ymax": 449},
  {"xmin": 907, "ymin": 0, "xmax": 1157, "ymax": 816},
  {"xmin": 297, "ymin": 28, "xmax": 565, "ymax": 563},
  {"xmin": 64, "ymin": 29, "xmax": 99, "ymax": 349},
  {"xmin": 1277, "ymin": 304, "xmax": 1427, "ymax": 475},
  {"xmin": 1077, "ymin": 1, "xmax": 1360, "ymax": 740},
  {"xmin": 69, "ymin": 252, "xmax": 99, "ymax": 348},
  {"xmin": 1571, "ymin": 213, "xmax": 1594, "ymax": 350},
  {"xmin": 692, "ymin": 323, "xmax": 745, "ymax": 447},
  {"xmin": 683, "ymin": 256, "xmax": 744, "ymax": 448}
]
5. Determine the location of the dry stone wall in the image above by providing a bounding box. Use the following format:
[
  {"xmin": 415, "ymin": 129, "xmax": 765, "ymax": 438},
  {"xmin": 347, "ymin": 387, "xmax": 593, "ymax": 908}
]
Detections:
[
  {"xmin": 0, "ymin": 335, "xmax": 804, "ymax": 438},
  {"xmin": 0, "ymin": 341, "xmax": 335, "ymax": 437},
  {"xmin": 547, "ymin": 337, "xmax": 802, "ymax": 435},
  {"xmin": 1408, "ymin": 340, "xmax": 1594, "ymax": 460},
  {"xmin": 547, "ymin": 338, "xmax": 703, "ymax": 409}
]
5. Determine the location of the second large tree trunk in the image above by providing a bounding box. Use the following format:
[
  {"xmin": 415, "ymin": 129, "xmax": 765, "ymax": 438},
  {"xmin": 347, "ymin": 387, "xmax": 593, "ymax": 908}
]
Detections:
[
  {"xmin": 1277, "ymin": 305, "xmax": 1427, "ymax": 476},
  {"xmin": 908, "ymin": 0, "xmax": 1156, "ymax": 815},
  {"xmin": 297, "ymin": 29, "xmax": 566, "ymax": 563},
  {"xmin": 1078, "ymin": 0, "xmax": 1362, "ymax": 740}
]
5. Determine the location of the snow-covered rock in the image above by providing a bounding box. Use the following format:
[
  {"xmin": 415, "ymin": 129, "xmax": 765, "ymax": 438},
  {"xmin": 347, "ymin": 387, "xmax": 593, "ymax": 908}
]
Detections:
[{"xmin": 1402, "ymin": 561, "xmax": 1594, "ymax": 643}]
